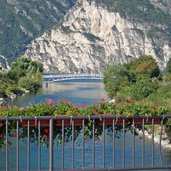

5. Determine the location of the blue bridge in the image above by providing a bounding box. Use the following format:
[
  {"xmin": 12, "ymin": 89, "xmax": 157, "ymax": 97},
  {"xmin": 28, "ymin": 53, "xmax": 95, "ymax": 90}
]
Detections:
[{"xmin": 43, "ymin": 74, "xmax": 103, "ymax": 83}]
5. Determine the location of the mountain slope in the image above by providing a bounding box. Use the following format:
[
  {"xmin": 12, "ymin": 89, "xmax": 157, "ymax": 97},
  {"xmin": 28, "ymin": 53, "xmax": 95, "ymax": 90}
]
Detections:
[
  {"xmin": 25, "ymin": 0, "xmax": 171, "ymax": 73},
  {"xmin": 0, "ymin": 0, "xmax": 76, "ymax": 62}
]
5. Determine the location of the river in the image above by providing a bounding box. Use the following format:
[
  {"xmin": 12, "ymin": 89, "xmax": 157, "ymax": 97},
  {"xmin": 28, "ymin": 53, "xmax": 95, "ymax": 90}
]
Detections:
[
  {"xmin": 11, "ymin": 79, "xmax": 108, "ymax": 107},
  {"xmin": 1, "ymin": 80, "xmax": 171, "ymax": 170}
]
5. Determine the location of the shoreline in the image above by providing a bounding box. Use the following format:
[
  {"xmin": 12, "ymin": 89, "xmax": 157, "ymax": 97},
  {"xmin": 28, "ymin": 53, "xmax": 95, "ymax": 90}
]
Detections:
[
  {"xmin": 138, "ymin": 127, "xmax": 171, "ymax": 149},
  {"xmin": 0, "ymin": 89, "xmax": 30, "ymax": 107}
]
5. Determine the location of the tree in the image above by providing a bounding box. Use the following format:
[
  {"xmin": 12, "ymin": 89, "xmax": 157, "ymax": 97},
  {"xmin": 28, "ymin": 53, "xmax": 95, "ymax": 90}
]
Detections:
[
  {"xmin": 7, "ymin": 56, "xmax": 43, "ymax": 82},
  {"xmin": 125, "ymin": 55, "xmax": 160, "ymax": 78},
  {"xmin": 130, "ymin": 74, "xmax": 158, "ymax": 100},
  {"xmin": 103, "ymin": 55, "xmax": 160, "ymax": 100},
  {"xmin": 18, "ymin": 73, "xmax": 42, "ymax": 92},
  {"xmin": 166, "ymin": 58, "xmax": 171, "ymax": 73},
  {"xmin": 103, "ymin": 63, "xmax": 135, "ymax": 98}
]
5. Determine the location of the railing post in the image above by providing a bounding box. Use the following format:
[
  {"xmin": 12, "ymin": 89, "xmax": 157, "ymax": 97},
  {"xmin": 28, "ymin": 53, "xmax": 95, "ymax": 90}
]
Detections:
[
  {"xmin": 49, "ymin": 119, "xmax": 54, "ymax": 171},
  {"xmin": 27, "ymin": 120, "xmax": 30, "ymax": 171},
  {"xmin": 16, "ymin": 120, "xmax": 19, "ymax": 171},
  {"xmin": 38, "ymin": 120, "xmax": 41, "ymax": 171},
  {"xmin": 6, "ymin": 118, "xmax": 8, "ymax": 171}
]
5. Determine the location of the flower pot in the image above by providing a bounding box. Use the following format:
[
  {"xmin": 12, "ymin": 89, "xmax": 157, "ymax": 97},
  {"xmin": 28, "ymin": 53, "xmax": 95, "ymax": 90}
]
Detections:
[
  {"xmin": 55, "ymin": 119, "xmax": 83, "ymax": 126},
  {"xmin": 99, "ymin": 117, "xmax": 128, "ymax": 126},
  {"xmin": 133, "ymin": 118, "xmax": 161, "ymax": 125},
  {"xmin": 20, "ymin": 120, "xmax": 49, "ymax": 127}
]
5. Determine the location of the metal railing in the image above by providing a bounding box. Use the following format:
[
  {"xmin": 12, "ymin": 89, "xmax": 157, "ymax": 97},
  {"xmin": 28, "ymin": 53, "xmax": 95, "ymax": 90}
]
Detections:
[
  {"xmin": 43, "ymin": 74, "xmax": 103, "ymax": 83},
  {"xmin": 0, "ymin": 115, "xmax": 171, "ymax": 171}
]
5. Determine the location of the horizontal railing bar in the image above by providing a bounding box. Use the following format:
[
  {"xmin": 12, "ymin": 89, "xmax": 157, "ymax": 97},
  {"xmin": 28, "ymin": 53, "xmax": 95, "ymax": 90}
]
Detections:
[
  {"xmin": 37, "ymin": 165, "xmax": 171, "ymax": 171},
  {"xmin": 0, "ymin": 114, "xmax": 171, "ymax": 120}
]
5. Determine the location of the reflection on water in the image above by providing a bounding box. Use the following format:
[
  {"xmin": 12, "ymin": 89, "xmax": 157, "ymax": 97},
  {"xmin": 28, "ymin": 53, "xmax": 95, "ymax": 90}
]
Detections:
[{"xmin": 11, "ymin": 80, "xmax": 108, "ymax": 107}]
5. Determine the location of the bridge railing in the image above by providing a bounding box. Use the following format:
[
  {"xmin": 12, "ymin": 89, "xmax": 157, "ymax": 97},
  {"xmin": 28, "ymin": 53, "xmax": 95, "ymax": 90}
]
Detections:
[
  {"xmin": 0, "ymin": 115, "xmax": 171, "ymax": 170},
  {"xmin": 43, "ymin": 74, "xmax": 103, "ymax": 79}
]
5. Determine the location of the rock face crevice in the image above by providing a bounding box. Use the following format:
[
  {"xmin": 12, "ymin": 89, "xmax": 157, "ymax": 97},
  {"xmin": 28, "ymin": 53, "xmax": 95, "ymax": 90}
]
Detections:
[{"xmin": 25, "ymin": 0, "xmax": 171, "ymax": 73}]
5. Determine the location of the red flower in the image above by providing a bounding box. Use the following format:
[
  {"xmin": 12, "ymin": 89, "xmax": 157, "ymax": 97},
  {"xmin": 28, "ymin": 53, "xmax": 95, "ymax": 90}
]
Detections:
[
  {"xmin": 155, "ymin": 104, "xmax": 160, "ymax": 107},
  {"xmin": 150, "ymin": 110, "xmax": 156, "ymax": 113},
  {"xmin": 75, "ymin": 107, "xmax": 79, "ymax": 111},
  {"xmin": 127, "ymin": 97, "xmax": 132, "ymax": 102},
  {"xmin": 44, "ymin": 128, "xmax": 49, "ymax": 133},
  {"xmin": 63, "ymin": 99, "xmax": 69, "ymax": 103}
]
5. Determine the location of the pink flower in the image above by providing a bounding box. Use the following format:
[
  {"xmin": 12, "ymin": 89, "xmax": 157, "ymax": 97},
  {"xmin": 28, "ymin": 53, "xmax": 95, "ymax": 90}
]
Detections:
[
  {"xmin": 47, "ymin": 99, "xmax": 55, "ymax": 105},
  {"xmin": 43, "ymin": 135, "xmax": 48, "ymax": 139},
  {"xmin": 63, "ymin": 99, "xmax": 69, "ymax": 103},
  {"xmin": 82, "ymin": 103, "xmax": 87, "ymax": 108},
  {"xmin": 100, "ymin": 98, "xmax": 106, "ymax": 103},
  {"xmin": 71, "ymin": 102, "xmax": 76, "ymax": 107},
  {"xmin": 11, "ymin": 133, "xmax": 17, "ymax": 138}
]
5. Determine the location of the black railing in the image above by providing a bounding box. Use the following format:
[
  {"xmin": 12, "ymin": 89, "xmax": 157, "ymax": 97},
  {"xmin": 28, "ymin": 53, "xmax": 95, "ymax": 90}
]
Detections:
[{"xmin": 0, "ymin": 115, "xmax": 171, "ymax": 171}]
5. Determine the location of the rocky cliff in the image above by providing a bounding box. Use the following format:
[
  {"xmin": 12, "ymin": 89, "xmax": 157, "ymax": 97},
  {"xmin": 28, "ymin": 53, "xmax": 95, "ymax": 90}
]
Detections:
[
  {"xmin": 25, "ymin": 0, "xmax": 171, "ymax": 73},
  {"xmin": 0, "ymin": 0, "xmax": 75, "ymax": 61}
]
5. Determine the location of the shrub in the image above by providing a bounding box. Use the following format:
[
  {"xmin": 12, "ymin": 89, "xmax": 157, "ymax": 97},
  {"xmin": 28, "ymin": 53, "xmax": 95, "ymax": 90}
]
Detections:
[
  {"xmin": 125, "ymin": 55, "xmax": 160, "ymax": 78},
  {"xmin": 166, "ymin": 58, "xmax": 171, "ymax": 73},
  {"xmin": 130, "ymin": 74, "xmax": 158, "ymax": 100},
  {"xmin": 103, "ymin": 63, "xmax": 135, "ymax": 98}
]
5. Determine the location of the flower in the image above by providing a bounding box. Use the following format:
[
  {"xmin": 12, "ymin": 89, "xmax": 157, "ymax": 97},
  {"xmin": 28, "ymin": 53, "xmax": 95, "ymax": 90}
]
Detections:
[
  {"xmin": 155, "ymin": 104, "xmax": 160, "ymax": 107},
  {"xmin": 47, "ymin": 99, "xmax": 55, "ymax": 105},
  {"xmin": 100, "ymin": 98, "xmax": 106, "ymax": 103},
  {"xmin": 126, "ymin": 97, "xmax": 132, "ymax": 102},
  {"xmin": 82, "ymin": 103, "xmax": 87, "ymax": 108},
  {"xmin": 44, "ymin": 128, "xmax": 49, "ymax": 133}
]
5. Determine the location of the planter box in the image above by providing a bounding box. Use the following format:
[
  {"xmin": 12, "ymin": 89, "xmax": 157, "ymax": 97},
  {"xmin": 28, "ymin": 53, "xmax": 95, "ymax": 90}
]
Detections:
[
  {"xmin": 20, "ymin": 119, "xmax": 83, "ymax": 127},
  {"xmin": 18, "ymin": 117, "xmax": 162, "ymax": 127},
  {"xmin": 98, "ymin": 117, "xmax": 161, "ymax": 126},
  {"xmin": 20, "ymin": 120, "xmax": 50, "ymax": 127},
  {"xmin": 55, "ymin": 119, "xmax": 83, "ymax": 126},
  {"xmin": 99, "ymin": 118, "xmax": 129, "ymax": 126},
  {"xmin": 133, "ymin": 118, "xmax": 161, "ymax": 125}
]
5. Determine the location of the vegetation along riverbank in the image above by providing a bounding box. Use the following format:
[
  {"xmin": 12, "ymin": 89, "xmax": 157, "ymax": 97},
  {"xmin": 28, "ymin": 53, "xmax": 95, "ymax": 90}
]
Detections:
[
  {"xmin": 103, "ymin": 55, "xmax": 171, "ymax": 148},
  {"xmin": 0, "ymin": 56, "xmax": 43, "ymax": 105}
]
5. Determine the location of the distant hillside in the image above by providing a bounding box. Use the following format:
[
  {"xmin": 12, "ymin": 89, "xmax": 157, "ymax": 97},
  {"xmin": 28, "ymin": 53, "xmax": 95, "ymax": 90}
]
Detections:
[
  {"xmin": 1, "ymin": 0, "xmax": 171, "ymax": 73},
  {"xmin": 0, "ymin": 0, "xmax": 76, "ymax": 62},
  {"xmin": 24, "ymin": 0, "xmax": 171, "ymax": 73}
]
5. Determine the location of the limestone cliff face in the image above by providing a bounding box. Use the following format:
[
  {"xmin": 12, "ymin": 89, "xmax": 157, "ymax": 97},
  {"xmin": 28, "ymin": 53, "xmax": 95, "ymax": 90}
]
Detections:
[
  {"xmin": 25, "ymin": 0, "xmax": 171, "ymax": 73},
  {"xmin": 150, "ymin": 0, "xmax": 171, "ymax": 14}
]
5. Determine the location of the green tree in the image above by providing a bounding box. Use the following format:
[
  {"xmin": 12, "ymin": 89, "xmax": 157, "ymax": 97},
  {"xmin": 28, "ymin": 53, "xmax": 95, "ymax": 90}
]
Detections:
[
  {"xmin": 8, "ymin": 56, "xmax": 43, "ymax": 82},
  {"xmin": 103, "ymin": 63, "xmax": 135, "ymax": 98},
  {"xmin": 103, "ymin": 55, "xmax": 160, "ymax": 100},
  {"xmin": 125, "ymin": 55, "xmax": 160, "ymax": 78},
  {"xmin": 130, "ymin": 74, "xmax": 158, "ymax": 100},
  {"xmin": 18, "ymin": 73, "xmax": 43, "ymax": 92},
  {"xmin": 166, "ymin": 58, "xmax": 171, "ymax": 73}
]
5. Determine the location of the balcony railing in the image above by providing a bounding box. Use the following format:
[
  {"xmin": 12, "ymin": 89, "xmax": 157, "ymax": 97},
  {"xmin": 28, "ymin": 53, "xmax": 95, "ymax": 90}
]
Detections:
[{"xmin": 0, "ymin": 115, "xmax": 171, "ymax": 171}]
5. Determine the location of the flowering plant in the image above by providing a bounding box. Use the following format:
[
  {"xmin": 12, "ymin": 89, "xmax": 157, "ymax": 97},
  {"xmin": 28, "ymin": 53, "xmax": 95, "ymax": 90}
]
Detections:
[
  {"xmin": 0, "ymin": 98, "xmax": 168, "ymax": 117},
  {"xmin": 0, "ymin": 98, "xmax": 168, "ymax": 148}
]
